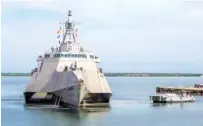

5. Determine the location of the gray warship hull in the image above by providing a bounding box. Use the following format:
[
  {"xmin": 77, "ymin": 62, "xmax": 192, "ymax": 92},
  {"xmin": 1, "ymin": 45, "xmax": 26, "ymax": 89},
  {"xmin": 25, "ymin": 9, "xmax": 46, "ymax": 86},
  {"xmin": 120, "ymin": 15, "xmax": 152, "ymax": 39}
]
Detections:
[{"xmin": 24, "ymin": 69, "xmax": 112, "ymax": 108}]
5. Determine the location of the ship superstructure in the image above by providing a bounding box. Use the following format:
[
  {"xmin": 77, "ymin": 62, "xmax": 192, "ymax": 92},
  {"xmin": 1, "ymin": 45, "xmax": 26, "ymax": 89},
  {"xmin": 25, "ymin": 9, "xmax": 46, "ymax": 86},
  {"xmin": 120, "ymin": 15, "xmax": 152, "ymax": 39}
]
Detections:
[{"xmin": 24, "ymin": 10, "xmax": 112, "ymax": 108}]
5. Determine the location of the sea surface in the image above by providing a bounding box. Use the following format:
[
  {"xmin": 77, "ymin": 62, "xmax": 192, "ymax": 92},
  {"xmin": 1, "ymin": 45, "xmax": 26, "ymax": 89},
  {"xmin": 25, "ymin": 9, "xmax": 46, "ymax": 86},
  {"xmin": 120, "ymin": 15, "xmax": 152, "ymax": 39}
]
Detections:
[{"xmin": 1, "ymin": 76, "xmax": 203, "ymax": 126}]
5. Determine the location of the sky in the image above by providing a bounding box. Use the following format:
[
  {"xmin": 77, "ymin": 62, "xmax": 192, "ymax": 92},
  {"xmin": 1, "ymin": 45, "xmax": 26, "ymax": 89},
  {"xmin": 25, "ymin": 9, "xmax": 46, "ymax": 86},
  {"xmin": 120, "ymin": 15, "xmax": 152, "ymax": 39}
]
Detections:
[{"xmin": 1, "ymin": 0, "xmax": 203, "ymax": 73}]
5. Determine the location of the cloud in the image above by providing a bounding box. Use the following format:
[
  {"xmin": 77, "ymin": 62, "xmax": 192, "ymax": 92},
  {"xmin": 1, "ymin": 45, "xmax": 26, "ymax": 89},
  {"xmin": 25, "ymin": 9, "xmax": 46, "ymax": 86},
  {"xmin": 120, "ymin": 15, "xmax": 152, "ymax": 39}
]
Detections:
[{"xmin": 2, "ymin": 0, "xmax": 203, "ymax": 72}]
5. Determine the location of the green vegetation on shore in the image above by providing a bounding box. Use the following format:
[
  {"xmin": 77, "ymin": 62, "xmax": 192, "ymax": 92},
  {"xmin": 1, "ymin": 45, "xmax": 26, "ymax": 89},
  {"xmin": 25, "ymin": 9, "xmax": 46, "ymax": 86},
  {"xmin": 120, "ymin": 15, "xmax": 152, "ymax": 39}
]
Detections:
[
  {"xmin": 104, "ymin": 73, "xmax": 202, "ymax": 77},
  {"xmin": 1, "ymin": 73, "xmax": 202, "ymax": 77},
  {"xmin": 1, "ymin": 73, "xmax": 31, "ymax": 76}
]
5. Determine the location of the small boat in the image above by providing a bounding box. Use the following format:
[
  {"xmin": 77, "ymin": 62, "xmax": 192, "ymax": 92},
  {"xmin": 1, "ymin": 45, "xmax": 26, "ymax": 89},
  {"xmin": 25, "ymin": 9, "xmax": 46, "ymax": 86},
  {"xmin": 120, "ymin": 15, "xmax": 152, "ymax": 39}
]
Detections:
[{"xmin": 150, "ymin": 91, "xmax": 195, "ymax": 103}]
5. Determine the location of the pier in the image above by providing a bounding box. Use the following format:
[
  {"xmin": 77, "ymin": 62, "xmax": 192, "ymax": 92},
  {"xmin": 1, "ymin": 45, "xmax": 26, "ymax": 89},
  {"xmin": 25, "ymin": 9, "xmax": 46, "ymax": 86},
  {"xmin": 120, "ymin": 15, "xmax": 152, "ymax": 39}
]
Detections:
[
  {"xmin": 194, "ymin": 84, "xmax": 203, "ymax": 88},
  {"xmin": 156, "ymin": 86, "xmax": 203, "ymax": 96}
]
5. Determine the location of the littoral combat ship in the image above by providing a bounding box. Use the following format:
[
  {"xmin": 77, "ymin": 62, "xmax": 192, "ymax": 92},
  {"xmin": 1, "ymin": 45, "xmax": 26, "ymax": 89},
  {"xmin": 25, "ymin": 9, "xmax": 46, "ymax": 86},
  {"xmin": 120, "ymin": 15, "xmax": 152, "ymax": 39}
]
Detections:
[{"xmin": 24, "ymin": 10, "xmax": 112, "ymax": 109}]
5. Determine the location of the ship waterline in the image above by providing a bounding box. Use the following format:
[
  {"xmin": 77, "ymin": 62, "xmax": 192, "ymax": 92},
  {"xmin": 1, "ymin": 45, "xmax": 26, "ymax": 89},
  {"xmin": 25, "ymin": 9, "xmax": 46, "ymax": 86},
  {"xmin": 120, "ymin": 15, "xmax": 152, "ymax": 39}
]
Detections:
[{"xmin": 23, "ymin": 10, "xmax": 112, "ymax": 109}]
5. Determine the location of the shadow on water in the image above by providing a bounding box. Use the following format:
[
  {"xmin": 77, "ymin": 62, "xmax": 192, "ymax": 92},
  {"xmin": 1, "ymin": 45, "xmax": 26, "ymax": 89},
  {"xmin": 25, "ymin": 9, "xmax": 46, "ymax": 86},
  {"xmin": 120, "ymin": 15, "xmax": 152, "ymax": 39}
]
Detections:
[
  {"xmin": 24, "ymin": 104, "xmax": 112, "ymax": 118},
  {"xmin": 19, "ymin": 104, "xmax": 112, "ymax": 126}
]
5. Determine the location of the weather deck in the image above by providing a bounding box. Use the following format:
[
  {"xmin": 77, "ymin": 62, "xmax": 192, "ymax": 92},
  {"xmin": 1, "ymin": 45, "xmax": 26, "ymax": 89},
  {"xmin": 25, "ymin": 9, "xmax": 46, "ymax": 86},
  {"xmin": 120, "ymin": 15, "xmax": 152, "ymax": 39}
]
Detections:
[{"xmin": 156, "ymin": 86, "xmax": 203, "ymax": 96}]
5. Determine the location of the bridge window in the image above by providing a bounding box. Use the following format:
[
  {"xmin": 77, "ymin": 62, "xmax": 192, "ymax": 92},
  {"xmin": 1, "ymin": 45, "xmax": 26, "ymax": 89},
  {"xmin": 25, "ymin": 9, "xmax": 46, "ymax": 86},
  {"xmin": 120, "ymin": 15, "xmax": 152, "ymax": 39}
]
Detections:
[
  {"xmin": 54, "ymin": 54, "xmax": 60, "ymax": 57},
  {"xmin": 79, "ymin": 54, "xmax": 85, "ymax": 58},
  {"xmin": 90, "ymin": 55, "xmax": 94, "ymax": 59},
  {"xmin": 71, "ymin": 54, "xmax": 74, "ymax": 57},
  {"xmin": 53, "ymin": 53, "xmax": 88, "ymax": 59},
  {"xmin": 44, "ymin": 54, "xmax": 50, "ymax": 58}
]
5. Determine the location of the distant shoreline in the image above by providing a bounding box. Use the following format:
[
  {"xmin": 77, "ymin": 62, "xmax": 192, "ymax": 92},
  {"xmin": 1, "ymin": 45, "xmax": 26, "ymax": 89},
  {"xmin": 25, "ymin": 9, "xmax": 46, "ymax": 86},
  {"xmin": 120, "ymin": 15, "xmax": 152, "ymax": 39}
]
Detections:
[{"xmin": 1, "ymin": 73, "xmax": 202, "ymax": 77}]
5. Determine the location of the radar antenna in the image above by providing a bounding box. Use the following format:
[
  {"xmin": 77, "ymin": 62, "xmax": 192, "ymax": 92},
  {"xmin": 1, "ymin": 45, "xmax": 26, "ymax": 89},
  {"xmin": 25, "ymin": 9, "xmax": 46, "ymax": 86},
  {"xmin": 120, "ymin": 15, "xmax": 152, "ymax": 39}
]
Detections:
[{"xmin": 57, "ymin": 10, "xmax": 79, "ymax": 52}]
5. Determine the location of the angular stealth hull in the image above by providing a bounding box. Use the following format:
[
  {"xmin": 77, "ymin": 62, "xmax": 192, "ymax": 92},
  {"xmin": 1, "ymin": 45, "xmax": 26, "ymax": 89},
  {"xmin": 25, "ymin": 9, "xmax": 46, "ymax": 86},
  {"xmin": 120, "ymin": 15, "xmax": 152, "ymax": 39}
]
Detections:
[{"xmin": 24, "ymin": 69, "xmax": 112, "ymax": 108}]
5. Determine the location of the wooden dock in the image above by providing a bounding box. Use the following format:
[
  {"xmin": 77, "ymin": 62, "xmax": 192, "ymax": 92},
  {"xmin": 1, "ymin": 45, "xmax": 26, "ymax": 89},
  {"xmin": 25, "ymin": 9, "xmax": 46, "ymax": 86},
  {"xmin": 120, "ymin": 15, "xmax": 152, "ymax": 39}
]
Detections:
[{"xmin": 156, "ymin": 86, "xmax": 203, "ymax": 96}]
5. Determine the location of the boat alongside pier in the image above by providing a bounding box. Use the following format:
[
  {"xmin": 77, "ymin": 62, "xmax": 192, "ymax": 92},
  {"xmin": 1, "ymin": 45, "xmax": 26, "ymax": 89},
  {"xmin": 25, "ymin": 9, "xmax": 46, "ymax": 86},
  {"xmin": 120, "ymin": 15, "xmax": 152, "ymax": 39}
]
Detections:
[{"xmin": 150, "ymin": 91, "xmax": 195, "ymax": 103}]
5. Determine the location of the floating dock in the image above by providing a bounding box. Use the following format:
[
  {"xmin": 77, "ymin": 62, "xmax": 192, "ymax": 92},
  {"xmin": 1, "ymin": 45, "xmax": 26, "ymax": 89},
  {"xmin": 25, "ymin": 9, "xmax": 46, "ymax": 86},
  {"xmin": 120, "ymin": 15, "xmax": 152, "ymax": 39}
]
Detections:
[{"xmin": 156, "ymin": 86, "xmax": 203, "ymax": 96}]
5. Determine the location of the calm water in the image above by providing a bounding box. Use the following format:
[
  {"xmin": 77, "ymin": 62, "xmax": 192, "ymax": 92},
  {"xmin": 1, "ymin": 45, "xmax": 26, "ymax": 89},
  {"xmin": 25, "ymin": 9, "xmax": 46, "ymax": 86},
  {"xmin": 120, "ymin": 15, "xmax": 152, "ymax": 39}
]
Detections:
[{"xmin": 1, "ymin": 76, "xmax": 203, "ymax": 126}]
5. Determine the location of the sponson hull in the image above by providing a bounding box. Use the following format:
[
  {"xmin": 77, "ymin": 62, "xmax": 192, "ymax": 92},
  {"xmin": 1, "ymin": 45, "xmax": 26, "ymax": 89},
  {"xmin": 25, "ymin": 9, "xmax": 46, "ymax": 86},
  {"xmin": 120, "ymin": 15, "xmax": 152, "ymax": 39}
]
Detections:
[
  {"xmin": 24, "ymin": 10, "xmax": 112, "ymax": 108},
  {"xmin": 24, "ymin": 69, "xmax": 112, "ymax": 108}
]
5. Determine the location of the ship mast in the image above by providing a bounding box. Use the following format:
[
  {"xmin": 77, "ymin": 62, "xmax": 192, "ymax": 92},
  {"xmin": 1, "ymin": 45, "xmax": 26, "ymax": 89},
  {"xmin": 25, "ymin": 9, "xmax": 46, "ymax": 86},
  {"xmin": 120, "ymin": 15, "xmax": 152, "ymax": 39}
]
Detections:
[
  {"xmin": 63, "ymin": 10, "xmax": 76, "ymax": 43},
  {"xmin": 59, "ymin": 10, "xmax": 77, "ymax": 52}
]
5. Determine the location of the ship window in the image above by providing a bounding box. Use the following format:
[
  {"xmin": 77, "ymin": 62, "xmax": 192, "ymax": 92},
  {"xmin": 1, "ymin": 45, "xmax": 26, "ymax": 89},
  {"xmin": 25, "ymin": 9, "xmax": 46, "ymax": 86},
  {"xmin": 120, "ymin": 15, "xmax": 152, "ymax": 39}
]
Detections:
[
  {"xmin": 82, "ymin": 54, "xmax": 87, "ymax": 58},
  {"xmin": 55, "ymin": 54, "xmax": 60, "ymax": 57},
  {"xmin": 68, "ymin": 54, "xmax": 71, "ymax": 57},
  {"xmin": 44, "ymin": 54, "xmax": 50, "ymax": 58},
  {"xmin": 65, "ymin": 54, "xmax": 67, "ymax": 57},
  {"xmin": 74, "ymin": 54, "xmax": 77, "ymax": 57},
  {"xmin": 90, "ymin": 55, "xmax": 94, "ymax": 59},
  {"xmin": 71, "ymin": 54, "xmax": 74, "ymax": 57},
  {"xmin": 54, "ymin": 54, "xmax": 58, "ymax": 57},
  {"xmin": 60, "ymin": 54, "xmax": 64, "ymax": 57}
]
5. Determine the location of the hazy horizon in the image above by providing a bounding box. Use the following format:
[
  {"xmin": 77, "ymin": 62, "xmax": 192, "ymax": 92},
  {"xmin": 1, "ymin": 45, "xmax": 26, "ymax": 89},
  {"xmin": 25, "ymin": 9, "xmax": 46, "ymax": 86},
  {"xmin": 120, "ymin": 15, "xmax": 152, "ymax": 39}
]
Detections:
[
  {"xmin": 1, "ymin": 0, "xmax": 203, "ymax": 73},
  {"xmin": 1, "ymin": 72, "xmax": 202, "ymax": 74}
]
